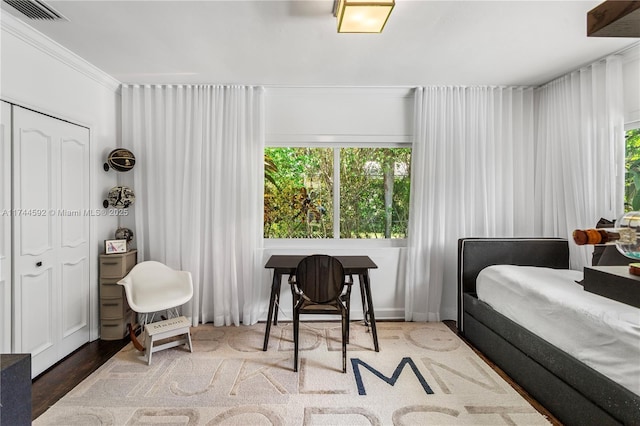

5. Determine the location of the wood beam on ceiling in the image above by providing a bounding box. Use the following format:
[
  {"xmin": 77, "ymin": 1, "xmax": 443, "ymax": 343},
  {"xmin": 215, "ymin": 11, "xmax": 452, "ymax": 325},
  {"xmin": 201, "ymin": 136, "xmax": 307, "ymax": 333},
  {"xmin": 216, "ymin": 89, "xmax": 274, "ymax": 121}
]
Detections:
[{"xmin": 587, "ymin": 0, "xmax": 640, "ymax": 37}]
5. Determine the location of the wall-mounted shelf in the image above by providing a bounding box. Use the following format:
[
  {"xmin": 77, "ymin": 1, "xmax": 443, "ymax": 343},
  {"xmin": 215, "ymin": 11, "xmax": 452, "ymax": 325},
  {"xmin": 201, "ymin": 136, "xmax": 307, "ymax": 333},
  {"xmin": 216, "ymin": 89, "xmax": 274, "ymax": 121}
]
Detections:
[{"xmin": 588, "ymin": 1, "xmax": 640, "ymax": 37}]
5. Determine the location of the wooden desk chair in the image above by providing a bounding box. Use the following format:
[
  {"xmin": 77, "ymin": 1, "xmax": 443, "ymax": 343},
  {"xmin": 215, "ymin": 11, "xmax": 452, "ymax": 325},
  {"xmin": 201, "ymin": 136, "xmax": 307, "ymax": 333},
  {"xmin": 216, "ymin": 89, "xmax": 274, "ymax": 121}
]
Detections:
[{"xmin": 289, "ymin": 255, "xmax": 352, "ymax": 373}]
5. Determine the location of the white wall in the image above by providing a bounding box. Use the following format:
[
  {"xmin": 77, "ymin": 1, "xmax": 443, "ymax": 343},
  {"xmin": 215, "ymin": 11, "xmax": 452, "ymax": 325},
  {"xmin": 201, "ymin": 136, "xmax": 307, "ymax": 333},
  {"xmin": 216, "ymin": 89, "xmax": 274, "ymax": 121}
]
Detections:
[
  {"xmin": 1, "ymin": 13, "xmax": 121, "ymax": 340},
  {"xmin": 266, "ymin": 87, "xmax": 413, "ymax": 145}
]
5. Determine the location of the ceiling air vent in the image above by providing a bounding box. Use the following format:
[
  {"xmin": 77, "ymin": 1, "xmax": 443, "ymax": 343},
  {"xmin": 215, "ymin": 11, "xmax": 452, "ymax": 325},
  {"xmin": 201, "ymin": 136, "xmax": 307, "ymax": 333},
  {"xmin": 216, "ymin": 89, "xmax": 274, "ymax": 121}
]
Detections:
[{"xmin": 3, "ymin": 0, "xmax": 67, "ymax": 21}]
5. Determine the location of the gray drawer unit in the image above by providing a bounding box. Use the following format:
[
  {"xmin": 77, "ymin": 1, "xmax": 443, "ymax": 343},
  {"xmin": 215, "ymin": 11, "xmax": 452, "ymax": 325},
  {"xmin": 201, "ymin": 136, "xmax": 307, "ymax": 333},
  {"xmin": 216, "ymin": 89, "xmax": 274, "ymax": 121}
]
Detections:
[
  {"xmin": 100, "ymin": 251, "xmax": 137, "ymax": 278},
  {"xmin": 99, "ymin": 249, "xmax": 137, "ymax": 340}
]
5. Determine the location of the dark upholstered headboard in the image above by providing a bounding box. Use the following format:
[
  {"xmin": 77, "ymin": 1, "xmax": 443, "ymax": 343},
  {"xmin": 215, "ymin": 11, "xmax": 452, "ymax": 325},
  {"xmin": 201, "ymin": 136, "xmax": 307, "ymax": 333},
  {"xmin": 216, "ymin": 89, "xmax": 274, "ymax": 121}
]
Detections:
[{"xmin": 457, "ymin": 238, "xmax": 570, "ymax": 330}]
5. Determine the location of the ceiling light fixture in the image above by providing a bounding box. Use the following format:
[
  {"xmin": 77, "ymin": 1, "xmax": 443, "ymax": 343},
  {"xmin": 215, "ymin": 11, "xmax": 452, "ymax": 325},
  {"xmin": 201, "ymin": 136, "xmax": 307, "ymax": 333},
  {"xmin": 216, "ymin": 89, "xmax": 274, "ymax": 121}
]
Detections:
[{"xmin": 334, "ymin": 0, "xmax": 395, "ymax": 33}]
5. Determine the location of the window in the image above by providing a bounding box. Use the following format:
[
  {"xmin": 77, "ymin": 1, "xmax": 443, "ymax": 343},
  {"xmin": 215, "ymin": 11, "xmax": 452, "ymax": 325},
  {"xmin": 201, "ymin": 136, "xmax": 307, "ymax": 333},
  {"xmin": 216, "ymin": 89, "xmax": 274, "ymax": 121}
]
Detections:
[
  {"xmin": 264, "ymin": 147, "xmax": 411, "ymax": 239},
  {"xmin": 625, "ymin": 127, "xmax": 640, "ymax": 211}
]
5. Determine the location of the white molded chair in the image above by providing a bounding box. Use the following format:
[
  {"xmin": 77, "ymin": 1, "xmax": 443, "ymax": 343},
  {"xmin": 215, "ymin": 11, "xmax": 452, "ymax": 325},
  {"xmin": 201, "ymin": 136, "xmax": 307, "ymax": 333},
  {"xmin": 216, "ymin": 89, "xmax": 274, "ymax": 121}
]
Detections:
[{"xmin": 117, "ymin": 261, "xmax": 194, "ymax": 364}]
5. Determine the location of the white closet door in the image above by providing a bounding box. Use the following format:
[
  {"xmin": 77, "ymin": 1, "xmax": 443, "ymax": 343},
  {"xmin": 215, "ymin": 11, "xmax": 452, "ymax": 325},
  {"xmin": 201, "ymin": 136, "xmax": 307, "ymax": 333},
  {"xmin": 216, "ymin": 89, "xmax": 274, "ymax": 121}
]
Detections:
[
  {"xmin": 0, "ymin": 101, "xmax": 11, "ymax": 353},
  {"xmin": 13, "ymin": 106, "xmax": 90, "ymax": 377}
]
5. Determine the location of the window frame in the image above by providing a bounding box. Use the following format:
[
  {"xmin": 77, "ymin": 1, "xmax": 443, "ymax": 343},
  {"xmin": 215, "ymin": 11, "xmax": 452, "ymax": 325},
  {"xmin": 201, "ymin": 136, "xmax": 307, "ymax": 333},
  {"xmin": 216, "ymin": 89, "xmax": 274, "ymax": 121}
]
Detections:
[
  {"xmin": 624, "ymin": 121, "xmax": 640, "ymax": 212},
  {"xmin": 263, "ymin": 140, "xmax": 411, "ymax": 248}
]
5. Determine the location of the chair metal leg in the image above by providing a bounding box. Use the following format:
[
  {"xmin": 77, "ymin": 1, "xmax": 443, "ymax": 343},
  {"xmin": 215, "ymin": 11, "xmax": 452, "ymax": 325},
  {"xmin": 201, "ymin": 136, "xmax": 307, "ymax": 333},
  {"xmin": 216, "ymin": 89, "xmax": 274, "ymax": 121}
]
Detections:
[
  {"xmin": 341, "ymin": 311, "xmax": 347, "ymax": 373},
  {"xmin": 345, "ymin": 311, "xmax": 350, "ymax": 344},
  {"xmin": 345, "ymin": 284, "xmax": 352, "ymax": 344}
]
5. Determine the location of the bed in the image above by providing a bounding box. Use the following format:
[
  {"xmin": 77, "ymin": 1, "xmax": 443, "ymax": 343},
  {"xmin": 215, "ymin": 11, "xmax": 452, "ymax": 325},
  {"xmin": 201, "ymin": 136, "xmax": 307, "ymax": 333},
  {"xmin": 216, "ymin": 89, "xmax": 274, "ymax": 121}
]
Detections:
[{"xmin": 457, "ymin": 238, "xmax": 640, "ymax": 426}]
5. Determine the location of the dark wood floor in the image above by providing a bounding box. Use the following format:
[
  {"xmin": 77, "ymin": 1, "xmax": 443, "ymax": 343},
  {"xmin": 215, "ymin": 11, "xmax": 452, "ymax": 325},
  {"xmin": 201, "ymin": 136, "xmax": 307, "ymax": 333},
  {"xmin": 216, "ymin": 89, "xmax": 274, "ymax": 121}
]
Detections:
[
  {"xmin": 31, "ymin": 337, "xmax": 129, "ymax": 420},
  {"xmin": 31, "ymin": 322, "xmax": 561, "ymax": 424}
]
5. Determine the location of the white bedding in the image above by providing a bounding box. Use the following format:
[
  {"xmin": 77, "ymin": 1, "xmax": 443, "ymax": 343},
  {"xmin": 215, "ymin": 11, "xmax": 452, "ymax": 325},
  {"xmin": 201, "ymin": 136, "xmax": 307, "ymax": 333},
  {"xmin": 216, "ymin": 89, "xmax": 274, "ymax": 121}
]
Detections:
[{"xmin": 476, "ymin": 265, "xmax": 640, "ymax": 397}]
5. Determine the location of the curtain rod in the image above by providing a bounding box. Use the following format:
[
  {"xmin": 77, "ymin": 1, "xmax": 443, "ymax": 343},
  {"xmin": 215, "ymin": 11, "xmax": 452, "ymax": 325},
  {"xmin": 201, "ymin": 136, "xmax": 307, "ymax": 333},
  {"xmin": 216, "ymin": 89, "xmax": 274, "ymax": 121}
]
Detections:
[{"xmin": 537, "ymin": 40, "xmax": 640, "ymax": 89}]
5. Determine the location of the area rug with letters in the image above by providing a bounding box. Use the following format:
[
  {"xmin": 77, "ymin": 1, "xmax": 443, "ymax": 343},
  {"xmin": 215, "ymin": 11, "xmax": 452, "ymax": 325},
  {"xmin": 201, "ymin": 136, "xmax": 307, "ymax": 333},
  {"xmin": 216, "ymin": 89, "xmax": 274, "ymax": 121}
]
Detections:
[{"xmin": 34, "ymin": 321, "xmax": 550, "ymax": 425}]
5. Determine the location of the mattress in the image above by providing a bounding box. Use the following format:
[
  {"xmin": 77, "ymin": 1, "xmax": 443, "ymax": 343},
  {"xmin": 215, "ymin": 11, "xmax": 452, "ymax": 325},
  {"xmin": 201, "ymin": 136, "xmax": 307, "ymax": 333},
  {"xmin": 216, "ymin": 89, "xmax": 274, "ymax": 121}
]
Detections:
[{"xmin": 476, "ymin": 264, "xmax": 640, "ymax": 397}]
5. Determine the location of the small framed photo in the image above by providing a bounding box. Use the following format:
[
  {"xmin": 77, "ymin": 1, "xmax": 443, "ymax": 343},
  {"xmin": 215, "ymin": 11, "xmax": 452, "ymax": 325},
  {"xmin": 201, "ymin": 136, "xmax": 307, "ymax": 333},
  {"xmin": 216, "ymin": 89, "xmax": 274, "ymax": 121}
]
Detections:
[{"xmin": 105, "ymin": 239, "xmax": 127, "ymax": 254}]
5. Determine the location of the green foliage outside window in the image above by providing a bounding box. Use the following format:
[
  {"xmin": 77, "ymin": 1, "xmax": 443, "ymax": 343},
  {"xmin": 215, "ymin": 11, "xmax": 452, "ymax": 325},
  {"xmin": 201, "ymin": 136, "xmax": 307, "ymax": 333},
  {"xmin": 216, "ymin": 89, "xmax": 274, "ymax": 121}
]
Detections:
[
  {"xmin": 340, "ymin": 148, "xmax": 411, "ymax": 238},
  {"xmin": 625, "ymin": 128, "xmax": 640, "ymax": 211},
  {"xmin": 264, "ymin": 148, "xmax": 333, "ymax": 238},
  {"xmin": 264, "ymin": 147, "xmax": 411, "ymax": 239}
]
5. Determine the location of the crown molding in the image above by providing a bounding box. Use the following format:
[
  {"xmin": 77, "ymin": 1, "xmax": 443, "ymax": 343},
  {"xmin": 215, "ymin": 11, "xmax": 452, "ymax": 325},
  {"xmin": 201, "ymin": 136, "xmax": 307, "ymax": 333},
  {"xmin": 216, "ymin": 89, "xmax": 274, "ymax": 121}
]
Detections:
[
  {"xmin": 1, "ymin": 11, "xmax": 121, "ymax": 92},
  {"xmin": 620, "ymin": 41, "xmax": 640, "ymax": 64}
]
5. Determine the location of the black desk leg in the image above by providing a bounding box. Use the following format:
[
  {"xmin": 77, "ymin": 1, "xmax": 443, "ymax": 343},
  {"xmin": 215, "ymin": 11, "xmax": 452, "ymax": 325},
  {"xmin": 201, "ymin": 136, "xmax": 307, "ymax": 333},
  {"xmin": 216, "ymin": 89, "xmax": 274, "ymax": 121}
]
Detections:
[
  {"xmin": 360, "ymin": 271, "xmax": 380, "ymax": 352},
  {"xmin": 263, "ymin": 271, "xmax": 282, "ymax": 351},
  {"xmin": 274, "ymin": 287, "xmax": 280, "ymax": 326},
  {"xmin": 358, "ymin": 277, "xmax": 369, "ymax": 327}
]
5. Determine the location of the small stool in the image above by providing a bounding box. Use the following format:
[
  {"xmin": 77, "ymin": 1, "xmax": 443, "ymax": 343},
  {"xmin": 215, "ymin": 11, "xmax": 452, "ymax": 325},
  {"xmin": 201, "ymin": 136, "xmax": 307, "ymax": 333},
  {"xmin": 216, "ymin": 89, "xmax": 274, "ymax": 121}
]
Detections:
[{"xmin": 143, "ymin": 316, "xmax": 193, "ymax": 365}]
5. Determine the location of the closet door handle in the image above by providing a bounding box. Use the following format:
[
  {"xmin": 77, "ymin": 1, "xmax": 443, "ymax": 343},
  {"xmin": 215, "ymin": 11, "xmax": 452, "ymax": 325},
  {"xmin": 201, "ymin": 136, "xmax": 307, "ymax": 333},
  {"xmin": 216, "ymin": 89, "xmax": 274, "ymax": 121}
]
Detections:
[{"xmin": 36, "ymin": 261, "xmax": 42, "ymax": 267}]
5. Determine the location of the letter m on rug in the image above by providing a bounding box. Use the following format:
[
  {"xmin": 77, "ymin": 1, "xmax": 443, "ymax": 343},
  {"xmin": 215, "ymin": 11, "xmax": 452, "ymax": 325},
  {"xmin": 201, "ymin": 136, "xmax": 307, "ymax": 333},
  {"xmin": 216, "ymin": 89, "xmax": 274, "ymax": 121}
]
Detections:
[{"xmin": 351, "ymin": 357, "xmax": 434, "ymax": 396}]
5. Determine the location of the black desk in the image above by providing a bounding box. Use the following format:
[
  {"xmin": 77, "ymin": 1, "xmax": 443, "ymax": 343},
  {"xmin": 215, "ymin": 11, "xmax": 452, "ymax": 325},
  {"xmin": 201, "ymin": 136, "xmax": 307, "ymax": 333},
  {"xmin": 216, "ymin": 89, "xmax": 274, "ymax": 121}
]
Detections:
[{"xmin": 263, "ymin": 255, "xmax": 379, "ymax": 352}]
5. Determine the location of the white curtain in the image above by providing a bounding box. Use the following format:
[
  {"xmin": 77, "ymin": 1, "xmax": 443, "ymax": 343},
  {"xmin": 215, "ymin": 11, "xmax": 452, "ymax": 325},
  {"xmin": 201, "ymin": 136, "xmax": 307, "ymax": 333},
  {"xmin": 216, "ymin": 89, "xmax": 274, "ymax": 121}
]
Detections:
[
  {"xmin": 405, "ymin": 86, "xmax": 536, "ymax": 321},
  {"xmin": 534, "ymin": 56, "xmax": 625, "ymax": 269},
  {"xmin": 121, "ymin": 85, "xmax": 265, "ymax": 326}
]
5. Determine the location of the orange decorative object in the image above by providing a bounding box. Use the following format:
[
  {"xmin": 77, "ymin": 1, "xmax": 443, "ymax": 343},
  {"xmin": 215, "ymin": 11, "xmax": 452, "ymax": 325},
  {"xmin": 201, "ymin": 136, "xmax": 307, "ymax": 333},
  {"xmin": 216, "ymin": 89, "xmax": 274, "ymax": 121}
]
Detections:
[{"xmin": 573, "ymin": 228, "xmax": 610, "ymax": 245}]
